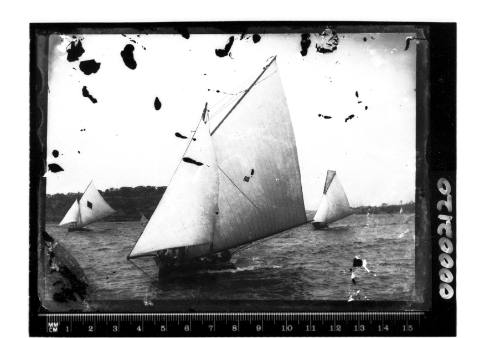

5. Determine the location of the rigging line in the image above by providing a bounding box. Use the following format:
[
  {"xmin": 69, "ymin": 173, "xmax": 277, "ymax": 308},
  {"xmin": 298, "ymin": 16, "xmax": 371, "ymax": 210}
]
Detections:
[
  {"xmin": 127, "ymin": 115, "xmax": 204, "ymax": 259},
  {"xmin": 208, "ymin": 67, "xmax": 278, "ymax": 124},
  {"xmin": 127, "ymin": 258, "xmax": 162, "ymax": 291},
  {"xmin": 208, "ymin": 94, "xmax": 242, "ymax": 120},
  {"xmin": 209, "ymin": 92, "xmax": 240, "ymax": 116},
  {"xmin": 210, "ymin": 55, "xmax": 277, "ymax": 136},
  {"xmin": 217, "ymin": 165, "xmax": 260, "ymax": 212}
]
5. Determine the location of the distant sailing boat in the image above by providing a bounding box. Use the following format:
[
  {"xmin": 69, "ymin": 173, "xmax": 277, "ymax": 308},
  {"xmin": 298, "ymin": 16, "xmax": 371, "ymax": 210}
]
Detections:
[
  {"xmin": 128, "ymin": 56, "xmax": 307, "ymax": 280},
  {"xmin": 59, "ymin": 181, "xmax": 116, "ymax": 232},
  {"xmin": 312, "ymin": 170, "xmax": 352, "ymax": 229},
  {"xmin": 139, "ymin": 213, "xmax": 149, "ymax": 226}
]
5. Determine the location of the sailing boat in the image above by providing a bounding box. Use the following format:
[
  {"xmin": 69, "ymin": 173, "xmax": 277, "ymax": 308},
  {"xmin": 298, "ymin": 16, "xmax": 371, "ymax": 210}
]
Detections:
[
  {"xmin": 139, "ymin": 213, "xmax": 149, "ymax": 226},
  {"xmin": 128, "ymin": 56, "xmax": 307, "ymax": 280},
  {"xmin": 59, "ymin": 181, "xmax": 116, "ymax": 232},
  {"xmin": 311, "ymin": 170, "xmax": 352, "ymax": 229}
]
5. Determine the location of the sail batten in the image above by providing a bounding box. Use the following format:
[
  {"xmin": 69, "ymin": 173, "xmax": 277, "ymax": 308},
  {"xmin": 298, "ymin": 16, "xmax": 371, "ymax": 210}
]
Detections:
[{"xmin": 313, "ymin": 170, "xmax": 352, "ymax": 224}]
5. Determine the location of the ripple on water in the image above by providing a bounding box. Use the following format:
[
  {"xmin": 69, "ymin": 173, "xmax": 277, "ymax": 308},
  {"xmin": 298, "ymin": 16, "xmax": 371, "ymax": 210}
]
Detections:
[{"xmin": 46, "ymin": 214, "xmax": 416, "ymax": 301}]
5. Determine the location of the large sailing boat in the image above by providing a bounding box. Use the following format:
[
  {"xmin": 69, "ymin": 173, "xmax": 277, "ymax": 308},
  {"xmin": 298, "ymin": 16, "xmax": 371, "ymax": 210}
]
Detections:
[
  {"xmin": 59, "ymin": 181, "xmax": 116, "ymax": 232},
  {"xmin": 312, "ymin": 170, "xmax": 352, "ymax": 229},
  {"xmin": 128, "ymin": 56, "xmax": 307, "ymax": 280}
]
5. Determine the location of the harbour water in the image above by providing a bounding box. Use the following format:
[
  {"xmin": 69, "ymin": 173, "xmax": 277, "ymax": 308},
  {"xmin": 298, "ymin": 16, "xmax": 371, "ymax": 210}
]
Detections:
[{"xmin": 46, "ymin": 213, "xmax": 415, "ymax": 302}]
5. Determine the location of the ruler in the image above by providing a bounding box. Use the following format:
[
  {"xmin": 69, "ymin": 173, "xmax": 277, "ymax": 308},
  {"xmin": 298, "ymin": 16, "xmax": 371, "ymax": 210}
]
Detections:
[{"xmin": 36, "ymin": 312, "xmax": 425, "ymax": 336}]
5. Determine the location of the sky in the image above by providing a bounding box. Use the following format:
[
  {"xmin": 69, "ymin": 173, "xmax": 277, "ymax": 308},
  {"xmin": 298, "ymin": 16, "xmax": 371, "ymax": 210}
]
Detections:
[{"xmin": 46, "ymin": 31, "xmax": 416, "ymax": 209}]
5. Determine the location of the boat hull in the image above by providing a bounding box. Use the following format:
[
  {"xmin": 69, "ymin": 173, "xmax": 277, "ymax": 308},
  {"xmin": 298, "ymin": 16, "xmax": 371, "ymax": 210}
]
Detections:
[
  {"xmin": 312, "ymin": 221, "xmax": 328, "ymax": 230},
  {"xmin": 155, "ymin": 252, "xmax": 236, "ymax": 282},
  {"xmin": 68, "ymin": 225, "xmax": 91, "ymax": 232}
]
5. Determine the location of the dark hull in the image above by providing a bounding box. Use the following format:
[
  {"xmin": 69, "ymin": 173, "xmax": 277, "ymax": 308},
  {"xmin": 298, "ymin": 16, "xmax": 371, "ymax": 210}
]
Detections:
[
  {"xmin": 156, "ymin": 258, "xmax": 236, "ymax": 282},
  {"xmin": 68, "ymin": 226, "xmax": 91, "ymax": 232},
  {"xmin": 312, "ymin": 221, "xmax": 328, "ymax": 230}
]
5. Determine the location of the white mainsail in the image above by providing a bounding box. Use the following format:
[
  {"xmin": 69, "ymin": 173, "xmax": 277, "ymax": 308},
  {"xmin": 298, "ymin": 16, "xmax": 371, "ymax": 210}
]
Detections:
[
  {"xmin": 78, "ymin": 182, "xmax": 116, "ymax": 226},
  {"xmin": 313, "ymin": 170, "xmax": 352, "ymax": 224},
  {"xmin": 210, "ymin": 59, "xmax": 306, "ymax": 251},
  {"xmin": 59, "ymin": 199, "xmax": 80, "ymax": 226},
  {"xmin": 129, "ymin": 57, "xmax": 306, "ymax": 259},
  {"xmin": 129, "ymin": 121, "xmax": 219, "ymax": 258}
]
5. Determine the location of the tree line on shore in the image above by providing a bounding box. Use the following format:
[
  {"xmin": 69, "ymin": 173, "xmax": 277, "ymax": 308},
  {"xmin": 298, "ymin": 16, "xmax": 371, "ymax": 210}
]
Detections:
[{"xmin": 45, "ymin": 186, "xmax": 415, "ymax": 222}]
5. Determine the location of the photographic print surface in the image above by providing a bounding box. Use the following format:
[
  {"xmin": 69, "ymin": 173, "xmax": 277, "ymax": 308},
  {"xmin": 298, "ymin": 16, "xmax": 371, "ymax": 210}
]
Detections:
[{"xmin": 38, "ymin": 26, "xmax": 422, "ymax": 311}]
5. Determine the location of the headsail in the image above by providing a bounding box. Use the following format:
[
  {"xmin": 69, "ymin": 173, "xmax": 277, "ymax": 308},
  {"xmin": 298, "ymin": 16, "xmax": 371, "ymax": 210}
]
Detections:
[
  {"xmin": 129, "ymin": 121, "xmax": 219, "ymax": 258},
  {"xmin": 59, "ymin": 199, "xmax": 80, "ymax": 226},
  {"xmin": 78, "ymin": 182, "xmax": 116, "ymax": 226},
  {"xmin": 313, "ymin": 170, "xmax": 352, "ymax": 224},
  {"xmin": 210, "ymin": 58, "xmax": 307, "ymax": 251}
]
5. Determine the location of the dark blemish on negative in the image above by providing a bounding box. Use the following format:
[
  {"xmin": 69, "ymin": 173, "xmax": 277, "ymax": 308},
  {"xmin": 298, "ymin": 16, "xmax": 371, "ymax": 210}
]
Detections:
[
  {"xmin": 300, "ymin": 33, "xmax": 311, "ymax": 56},
  {"xmin": 121, "ymin": 44, "xmax": 137, "ymax": 69},
  {"xmin": 316, "ymin": 28, "xmax": 339, "ymax": 53},
  {"xmin": 80, "ymin": 128, "xmax": 86, "ymax": 132},
  {"xmin": 365, "ymin": 106, "xmax": 368, "ymax": 110},
  {"xmin": 252, "ymin": 34, "xmax": 261, "ymax": 43},
  {"xmin": 355, "ymin": 91, "xmax": 359, "ymax": 98},
  {"xmin": 215, "ymin": 36, "xmax": 235, "ymax": 57},
  {"xmin": 243, "ymin": 176, "xmax": 250, "ymax": 182},
  {"xmin": 371, "ymin": 36, "xmax": 375, "ymax": 40},
  {"xmin": 176, "ymin": 27, "xmax": 190, "ymax": 39},
  {"xmin": 154, "ymin": 97, "xmax": 161, "ymax": 110},
  {"xmin": 404, "ymin": 36, "xmax": 415, "ymax": 51},
  {"xmin": 77, "ymin": 150, "xmax": 81, "ymax": 154},
  {"xmin": 192, "ymin": 137, "xmax": 197, "ymax": 141},
  {"xmin": 82, "ymin": 86, "xmax": 97, "ymax": 103},
  {"xmin": 318, "ymin": 114, "xmax": 332, "ymax": 119},
  {"xmin": 357, "ymin": 100, "xmax": 362, "ymax": 104},
  {"xmin": 250, "ymin": 169, "xmax": 255, "ymax": 176},
  {"xmin": 48, "ymin": 163, "xmax": 64, "ymax": 173},
  {"xmin": 345, "ymin": 114, "xmax": 355, "ymax": 122},
  {"xmin": 182, "ymin": 157, "xmax": 203, "ymax": 166},
  {"xmin": 79, "ymin": 59, "xmax": 101, "ymax": 75},
  {"xmin": 52, "ymin": 150, "xmax": 59, "ymax": 158},
  {"xmin": 216, "ymin": 90, "xmax": 220, "ymax": 93},
  {"xmin": 66, "ymin": 39, "xmax": 85, "ymax": 62},
  {"xmin": 175, "ymin": 132, "xmax": 187, "ymax": 139},
  {"xmin": 363, "ymin": 37, "xmax": 367, "ymax": 42}
]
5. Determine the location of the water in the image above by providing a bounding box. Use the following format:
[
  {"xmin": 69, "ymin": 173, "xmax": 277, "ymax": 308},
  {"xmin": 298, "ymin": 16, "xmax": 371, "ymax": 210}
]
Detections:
[{"xmin": 46, "ymin": 213, "xmax": 415, "ymax": 302}]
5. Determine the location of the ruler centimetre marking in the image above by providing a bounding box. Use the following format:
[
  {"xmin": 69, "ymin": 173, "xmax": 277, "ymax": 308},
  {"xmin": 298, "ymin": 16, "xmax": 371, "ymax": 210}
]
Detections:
[{"xmin": 39, "ymin": 311, "xmax": 425, "ymax": 336}]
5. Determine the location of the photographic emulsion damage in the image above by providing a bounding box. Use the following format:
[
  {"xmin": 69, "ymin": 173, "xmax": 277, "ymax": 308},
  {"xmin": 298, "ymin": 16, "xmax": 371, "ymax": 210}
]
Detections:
[{"xmin": 30, "ymin": 22, "xmax": 456, "ymax": 336}]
